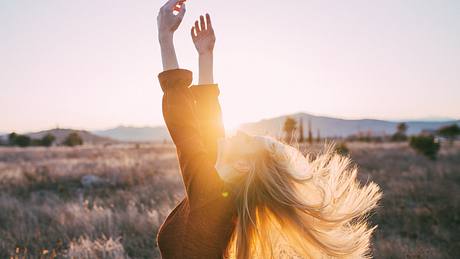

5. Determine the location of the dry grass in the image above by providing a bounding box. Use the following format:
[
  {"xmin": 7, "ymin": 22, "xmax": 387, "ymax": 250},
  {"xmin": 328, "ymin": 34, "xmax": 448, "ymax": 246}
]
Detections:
[
  {"xmin": 0, "ymin": 142, "xmax": 459, "ymax": 258},
  {"xmin": 349, "ymin": 142, "xmax": 460, "ymax": 259}
]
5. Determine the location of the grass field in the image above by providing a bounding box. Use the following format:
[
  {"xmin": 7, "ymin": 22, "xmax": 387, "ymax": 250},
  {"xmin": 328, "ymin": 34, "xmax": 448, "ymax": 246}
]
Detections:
[{"xmin": 0, "ymin": 142, "xmax": 459, "ymax": 258}]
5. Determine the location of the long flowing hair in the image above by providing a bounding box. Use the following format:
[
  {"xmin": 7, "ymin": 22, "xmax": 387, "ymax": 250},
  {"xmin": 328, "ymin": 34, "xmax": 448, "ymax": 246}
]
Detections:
[{"xmin": 222, "ymin": 136, "xmax": 382, "ymax": 259}]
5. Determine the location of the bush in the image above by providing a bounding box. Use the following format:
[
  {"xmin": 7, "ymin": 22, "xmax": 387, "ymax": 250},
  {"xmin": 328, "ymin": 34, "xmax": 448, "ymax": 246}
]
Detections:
[
  {"xmin": 437, "ymin": 124, "xmax": 460, "ymax": 143},
  {"xmin": 63, "ymin": 132, "xmax": 83, "ymax": 147},
  {"xmin": 409, "ymin": 135, "xmax": 440, "ymax": 160},
  {"xmin": 8, "ymin": 133, "xmax": 31, "ymax": 147},
  {"xmin": 391, "ymin": 132, "xmax": 407, "ymax": 142},
  {"xmin": 8, "ymin": 132, "xmax": 17, "ymax": 145},
  {"xmin": 15, "ymin": 135, "xmax": 31, "ymax": 147},
  {"xmin": 391, "ymin": 123, "xmax": 408, "ymax": 142},
  {"xmin": 40, "ymin": 134, "xmax": 56, "ymax": 147},
  {"xmin": 8, "ymin": 132, "xmax": 56, "ymax": 147},
  {"xmin": 335, "ymin": 142, "xmax": 349, "ymax": 156}
]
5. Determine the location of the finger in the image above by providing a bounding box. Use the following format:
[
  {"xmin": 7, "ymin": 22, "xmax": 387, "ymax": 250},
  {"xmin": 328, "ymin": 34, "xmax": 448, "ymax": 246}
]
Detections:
[
  {"xmin": 191, "ymin": 26, "xmax": 197, "ymax": 40},
  {"xmin": 177, "ymin": 3, "xmax": 186, "ymax": 19},
  {"xmin": 195, "ymin": 20, "xmax": 200, "ymax": 33},
  {"xmin": 200, "ymin": 15, "xmax": 206, "ymax": 31},
  {"xmin": 173, "ymin": 1, "xmax": 185, "ymax": 12},
  {"xmin": 206, "ymin": 13, "xmax": 212, "ymax": 29},
  {"xmin": 164, "ymin": 0, "xmax": 184, "ymax": 12}
]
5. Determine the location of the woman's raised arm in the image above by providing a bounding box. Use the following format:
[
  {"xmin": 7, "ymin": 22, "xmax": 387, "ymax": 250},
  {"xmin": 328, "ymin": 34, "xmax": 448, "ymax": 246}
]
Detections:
[
  {"xmin": 156, "ymin": 3, "xmax": 226, "ymax": 208},
  {"xmin": 190, "ymin": 14, "xmax": 224, "ymax": 163},
  {"xmin": 157, "ymin": 0, "xmax": 186, "ymax": 71}
]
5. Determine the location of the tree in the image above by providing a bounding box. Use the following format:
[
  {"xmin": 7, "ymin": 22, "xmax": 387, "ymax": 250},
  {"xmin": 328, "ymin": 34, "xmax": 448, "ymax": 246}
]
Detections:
[
  {"xmin": 14, "ymin": 135, "xmax": 31, "ymax": 147},
  {"xmin": 283, "ymin": 117, "xmax": 297, "ymax": 143},
  {"xmin": 397, "ymin": 122, "xmax": 407, "ymax": 134},
  {"xmin": 29, "ymin": 134, "xmax": 56, "ymax": 147},
  {"xmin": 392, "ymin": 122, "xmax": 408, "ymax": 142},
  {"xmin": 316, "ymin": 129, "xmax": 321, "ymax": 143},
  {"xmin": 409, "ymin": 135, "xmax": 440, "ymax": 160},
  {"xmin": 298, "ymin": 118, "xmax": 304, "ymax": 143},
  {"xmin": 307, "ymin": 119, "xmax": 313, "ymax": 144},
  {"xmin": 41, "ymin": 134, "xmax": 56, "ymax": 147},
  {"xmin": 437, "ymin": 124, "xmax": 460, "ymax": 144},
  {"xmin": 8, "ymin": 132, "xmax": 18, "ymax": 146},
  {"xmin": 8, "ymin": 132, "xmax": 31, "ymax": 147},
  {"xmin": 63, "ymin": 132, "xmax": 83, "ymax": 147}
]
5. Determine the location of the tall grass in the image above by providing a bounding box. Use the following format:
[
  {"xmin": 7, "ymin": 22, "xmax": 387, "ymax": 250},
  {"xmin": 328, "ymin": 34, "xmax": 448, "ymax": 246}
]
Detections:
[{"xmin": 0, "ymin": 142, "xmax": 458, "ymax": 258}]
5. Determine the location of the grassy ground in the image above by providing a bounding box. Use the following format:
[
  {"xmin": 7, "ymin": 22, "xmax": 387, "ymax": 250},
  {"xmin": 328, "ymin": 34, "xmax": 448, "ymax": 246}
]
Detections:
[
  {"xmin": 0, "ymin": 142, "xmax": 458, "ymax": 258},
  {"xmin": 351, "ymin": 142, "xmax": 460, "ymax": 258}
]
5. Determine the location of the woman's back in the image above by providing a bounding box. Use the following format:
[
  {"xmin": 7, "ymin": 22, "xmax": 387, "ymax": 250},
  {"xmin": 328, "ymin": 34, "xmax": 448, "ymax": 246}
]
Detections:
[{"xmin": 157, "ymin": 195, "xmax": 236, "ymax": 258}]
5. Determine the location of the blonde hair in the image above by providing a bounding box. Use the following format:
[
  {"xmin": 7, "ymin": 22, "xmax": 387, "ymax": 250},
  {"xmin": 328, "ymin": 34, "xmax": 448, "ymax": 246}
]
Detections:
[{"xmin": 222, "ymin": 136, "xmax": 382, "ymax": 259}]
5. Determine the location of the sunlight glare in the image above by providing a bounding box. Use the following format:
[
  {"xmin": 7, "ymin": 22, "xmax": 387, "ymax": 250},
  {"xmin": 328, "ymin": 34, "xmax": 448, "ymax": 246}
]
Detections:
[{"xmin": 222, "ymin": 115, "xmax": 241, "ymax": 135}]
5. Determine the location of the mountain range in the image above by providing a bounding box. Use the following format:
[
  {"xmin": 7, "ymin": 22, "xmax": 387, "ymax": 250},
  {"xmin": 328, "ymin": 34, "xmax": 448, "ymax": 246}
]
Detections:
[
  {"xmin": 94, "ymin": 113, "xmax": 459, "ymax": 142},
  {"xmin": 1, "ymin": 113, "xmax": 458, "ymax": 143},
  {"xmin": 239, "ymin": 113, "xmax": 460, "ymax": 139}
]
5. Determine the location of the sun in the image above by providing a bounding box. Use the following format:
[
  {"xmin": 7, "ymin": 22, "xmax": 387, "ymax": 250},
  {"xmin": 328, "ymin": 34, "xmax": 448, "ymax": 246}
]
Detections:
[{"xmin": 222, "ymin": 115, "xmax": 241, "ymax": 135}]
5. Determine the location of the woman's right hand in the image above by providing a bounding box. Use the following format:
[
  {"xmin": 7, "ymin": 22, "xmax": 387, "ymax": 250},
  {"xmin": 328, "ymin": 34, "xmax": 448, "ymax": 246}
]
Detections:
[
  {"xmin": 157, "ymin": 0, "xmax": 186, "ymax": 40},
  {"xmin": 191, "ymin": 14, "xmax": 216, "ymax": 55}
]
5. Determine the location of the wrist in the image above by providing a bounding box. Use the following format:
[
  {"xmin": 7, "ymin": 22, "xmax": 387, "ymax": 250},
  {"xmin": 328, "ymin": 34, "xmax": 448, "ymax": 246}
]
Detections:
[
  {"xmin": 199, "ymin": 51, "xmax": 214, "ymax": 57},
  {"xmin": 158, "ymin": 32, "xmax": 174, "ymax": 44}
]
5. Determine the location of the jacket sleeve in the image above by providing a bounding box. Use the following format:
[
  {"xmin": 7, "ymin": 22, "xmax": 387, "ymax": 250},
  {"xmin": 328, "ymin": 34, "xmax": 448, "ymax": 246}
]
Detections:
[
  {"xmin": 158, "ymin": 69, "xmax": 228, "ymax": 209},
  {"xmin": 190, "ymin": 84, "xmax": 225, "ymax": 165}
]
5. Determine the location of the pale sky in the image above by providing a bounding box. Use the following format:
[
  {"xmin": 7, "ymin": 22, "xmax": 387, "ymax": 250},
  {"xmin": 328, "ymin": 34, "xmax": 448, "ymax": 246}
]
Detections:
[{"xmin": 1, "ymin": 0, "xmax": 459, "ymax": 133}]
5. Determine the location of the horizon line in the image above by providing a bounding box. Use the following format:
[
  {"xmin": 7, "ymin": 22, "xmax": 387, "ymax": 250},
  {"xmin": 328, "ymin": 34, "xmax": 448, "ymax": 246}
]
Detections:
[{"xmin": 1, "ymin": 113, "xmax": 459, "ymax": 135}]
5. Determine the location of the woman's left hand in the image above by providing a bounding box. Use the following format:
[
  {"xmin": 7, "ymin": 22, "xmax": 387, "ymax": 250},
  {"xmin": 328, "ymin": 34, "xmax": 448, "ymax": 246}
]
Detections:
[
  {"xmin": 157, "ymin": 0, "xmax": 186, "ymax": 40},
  {"xmin": 191, "ymin": 14, "xmax": 216, "ymax": 55}
]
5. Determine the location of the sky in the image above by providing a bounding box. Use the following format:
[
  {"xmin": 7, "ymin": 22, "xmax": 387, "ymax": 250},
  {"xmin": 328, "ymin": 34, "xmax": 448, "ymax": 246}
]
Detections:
[{"xmin": 1, "ymin": 0, "xmax": 459, "ymax": 133}]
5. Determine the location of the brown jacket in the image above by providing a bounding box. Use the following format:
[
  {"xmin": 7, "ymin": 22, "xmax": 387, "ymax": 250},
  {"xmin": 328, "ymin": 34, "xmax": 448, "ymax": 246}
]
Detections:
[{"xmin": 156, "ymin": 69, "xmax": 237, "ymax": 259}]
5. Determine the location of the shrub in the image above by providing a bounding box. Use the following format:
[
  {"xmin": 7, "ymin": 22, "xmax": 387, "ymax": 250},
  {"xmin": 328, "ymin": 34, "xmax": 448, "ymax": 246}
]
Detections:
[
  {"xmin": 335, "ymin": 142, "xmax": 349, "ymax": 156},
  {"xmin": 63, "ymin": 132, "xmax": 83, "ymax": 147},
  {"xmin": 437, "ymin": 124, "xmax": 460, "ymax": 143},
  {"xmin": 391, "ymin": 132, "xmax": 407, "ymax": 142},
  {"xmin": 10, "ymin": 133, "xmax": 56, "ymax": 147},
  {"xmin": 15, "ymin": 135, "xmax": 31, "ymax": 147},
  {"xmin": 8, "ymin": 132, "xmax": 18, "ymax": 145},
  {"xmin": 40, "ymin": 134, "xmax": 56, "ymax": 147},
  {"xmin": 391, "ymin": 123, "xmax": 408, "ymax": 142},
  {"xmin": 8, "ymin": 133, "xmax": 31, "ymax": 147},
  {"xmin": 409, "ymin": 135, "xmax": 440, "ymax": 160}
]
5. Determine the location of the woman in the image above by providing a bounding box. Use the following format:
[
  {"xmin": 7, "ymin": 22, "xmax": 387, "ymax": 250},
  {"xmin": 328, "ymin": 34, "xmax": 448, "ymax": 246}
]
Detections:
[{"xmin": 156, "ymin": 1, "xmax": 382, "ymax": 258}]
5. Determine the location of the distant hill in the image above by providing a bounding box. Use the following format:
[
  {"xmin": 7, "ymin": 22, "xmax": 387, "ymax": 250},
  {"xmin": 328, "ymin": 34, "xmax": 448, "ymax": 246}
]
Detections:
[
  {"xmin": 93, "ymin": 126, "xmax": 171, "ymax": 142},
  {"xmin": 239, "ymin": 113, "xmax": 460, "ymax": 138},
  {"xmin": 11, "ymin": 114, "xmax": 454, "ymax": 144},
  {"xmin": 91, "ymin": 114, "xmax": 459, "ymax": 142},
  {"xmin": 26, "ymin": 128, "xmax": 116, "ymax": 145}
]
